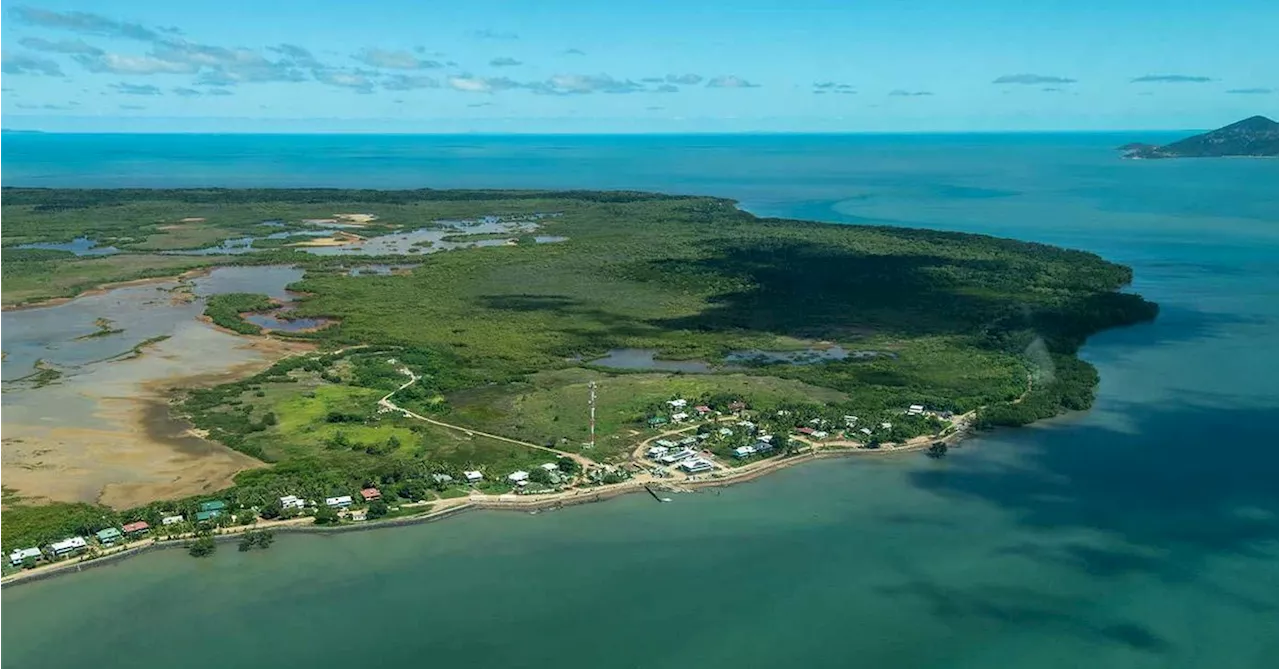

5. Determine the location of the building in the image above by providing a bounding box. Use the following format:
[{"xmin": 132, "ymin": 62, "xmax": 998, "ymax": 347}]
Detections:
[
  {"xmin": 360, "ymin": 487, "xmax": 382, "ymax": 502},
  {"xmin": 736, "ymin": 421, "xmax": 756, "ymax": 431},
  {"xmin": 908, "ymin": 405, "xmax": 925, "ymax": 415},
  {"xmin": 659, "ymin": 448, "xmax": 697, "ymax": 464},
  {"xmin": 732, "ymin": 445, "xmax": 757, "ymax": 459},
  {"xmin": 540, "ymin": 462, "xmax": 560, "ymax": 472},
  {"xmin": 122, "ymin": 521, "xmax": 150, "ymax": 536},
  {"xmin": 671, "ymin": 412, "xmax": 689, "ymax": 422},
  {"xmin": 50, "ymin": 537, "xmax": 88, "ymax": 557},
  {"xmin": 161, "ymin": 514, "xmax": 185, "ymax": 526},
  {"xmin": 728, "ymin": 401, "xmax": 747, "ymax": 413},
  {"xmin": 96, "ymin": 527, "xmax": 123, "ymax": 546},
  {"xmin": 508, "ymin": 471, "xmax": 530, "ymax": 483},
  {"xmin": 812, "ymin": 430, "xmax": 829, "ymax": 439},
  {"xmin": 646, "ymin": 445, "xmax": 670, "ymax": 459},
  {"xmin": 325, "ymin": 495, "xmax": 353, "ymax": 508},
  {"xmin": 432, "ymin": 473, "xmax": 454, "ymax": 484},
  {"xmin": 647, "ymin": 416, "xmax": 668, "ymax": 427},
  {"xmin": 718, "ymin": 427, "xmax": 734, "ymax": 436},
  {"xmin": 655, "ymin": 439, "xmax": 678, "ymax": 448},
  {"xmin": 758, "ymin": 434, "xmax": 774, "ymax": 442},
  {"xmin": 199, "ymin": 500, "xmax": 227, "ymax": 513},
  {"xmin": 796, "ymin": 426, "xmax": 816, "ymax": 435},
  {"xmin": 280, "ymin": 495, "xmax": 306, "ymax": 510},
  {"xmin": 9, "ymin": 547, "xmax": 41, "ymax": 567},
  {"xmin": 694, "ymin": 405, "xmax": 712, "ymax": 414},
  {"xmin": 859, "ymin": 427, "xmax": 873, "ymax": 436},
  {"xmin": 667, "ymin": 398, "xmax": 688, "ymax": 409},
  {"xmin": 464, "ymin": 470, "xmax": 484, "ymax": 483},
  {"xmin": 195, "ymin": 510, "xmax": 221, "ymax": 522},
  {"xmin": 843, "ymin": 415, "xmax": 859, "ymax": 426},
  {"xmin": 678, "ymin": 436, "xmax": 698, "ymax": 446},
  {"xmin": 679, "ymin": 457, "xmax": 715, "ymax": 473},
  {"xmin": 348, "ymin": 509, "xmax": 368, "ymax": 522},
  {"xmin": 753, "ymin": 440, "xmax": 775, "ymax": 453},
  {"xmin": 881, "ymin": 422, "xmax": 892, "ymax": 430}
]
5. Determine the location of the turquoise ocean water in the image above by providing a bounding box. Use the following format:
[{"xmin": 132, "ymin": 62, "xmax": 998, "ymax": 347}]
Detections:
[{"xmin": 2, "ymin": 133, "xmax": 1276, "ymax": 668}]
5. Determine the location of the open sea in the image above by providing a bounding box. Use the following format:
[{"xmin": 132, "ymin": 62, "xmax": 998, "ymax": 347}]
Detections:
[{"xmin": 2, "ymin": 133, "xmax": 1276, "ymax": 669}]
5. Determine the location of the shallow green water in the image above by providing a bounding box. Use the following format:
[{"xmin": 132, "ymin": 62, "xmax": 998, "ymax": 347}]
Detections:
[{"xmin": 2, "ymin": 133, "xmax": 1276, "ymax": 668}]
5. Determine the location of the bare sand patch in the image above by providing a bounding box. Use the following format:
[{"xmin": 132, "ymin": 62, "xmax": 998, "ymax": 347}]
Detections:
[
  {"xmin": 334, "ymin": 213, "xmax": 378, "ymax": 224},
  {"xmin": 1, "ymin": 325, "xmax": 313, "ymax": 509},
  {"xmin": 178, "ymin": 217, "xmax": 207, "ymax": 223},
  {"xmin": 289, "ymin": 231, "xmax": 366, "ymax": 247}
]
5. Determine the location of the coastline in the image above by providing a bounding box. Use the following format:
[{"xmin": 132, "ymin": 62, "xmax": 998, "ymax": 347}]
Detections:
[{"xmin": 0, "ymin": 428, "xmax": 962, "ymax": 590}]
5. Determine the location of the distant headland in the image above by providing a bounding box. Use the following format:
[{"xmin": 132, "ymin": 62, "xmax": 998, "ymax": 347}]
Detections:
[{"xmin": 1119, "ymin": 116, "xmax": 1279, "ymax": 159}]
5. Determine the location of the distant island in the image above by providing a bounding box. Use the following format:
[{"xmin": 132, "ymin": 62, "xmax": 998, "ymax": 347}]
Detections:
[{"xmin": 1120, "ymin": 116, "xmax": 1279, "ymax": 159}]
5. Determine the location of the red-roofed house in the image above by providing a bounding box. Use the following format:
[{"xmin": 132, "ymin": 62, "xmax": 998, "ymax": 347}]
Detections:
[
  {"xmin": 360, "ymin": 487, "xmax": 382, "ymax": 501},
  {"xmin": 796, "ymin": 427, "xmax": 816, "ymax": 435},
  {"xmin": 122, "ymin": 521, "xmax": 150, "ymax": 535},
  {"xmin": 694, "ymin": 405, "xmax": 712, "ymax": 414}
]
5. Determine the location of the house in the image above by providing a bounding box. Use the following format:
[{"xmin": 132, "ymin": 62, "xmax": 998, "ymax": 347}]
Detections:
[
  {"xmin": 464, "ymin": 470, "xmax": 484, "ymax": 483},
  {"xmin": 753, "ymin": 440, "xmax": 775, "ymax": 453},
  {"xmin": 348, "ymin": 508, "xmax": 368, "ymax": 522},
  {"xmin": 96, "ymin": 528, "xmax": 123, "ymax": 546},
  {"xmin": 122, "ymin": 521, "xmax": 150, "ymax": 536},
  {"xmin": 360, "ymin": 487, "xmax": 382, "ymax": 502},
  {"xmin": 758, "ymin": 434, "xmax": 774, "ymax": 442},
  {"xmin": 655, "ymin": 439, "xmax": 678, "ymax": 448},
  {"xmin": 695, "ymin": 433, "xmax": 710, "ymax": 441},
  {"xmin": 809, "ymin": 418, "xmax": 824, "ymax": 425},
  {"xmin": 908, "ymin": 404, "xmax": 925, "ymax": 415},
  {"xmin": 843, "ymin": 415, "xmax": 859, "ymax": 426},
  {"xmin": 718, "ymin": 427, "xmax": 734, "ymax": 436},
  {"xmin": 432, "ymin": 473, "xmax": 454, "ymax": 484},
  {"xmin": 812, "ymin": 430, "xmax": 829, "ymax": 439},
  {"xmin": 666, "ymin": 398, "xmax": 688, "ymax": 409},
  {"xmin": 50, "ymin": 537, "xmax": 88, "ymax": 557},
  {"xmin": 9, "ymin": 547, "xmax": 41, "ymax": 567},
  {"xmin": 671, "ymin": 412, "xmax": 689, "ymax": 422},
  {"xmin": 694, "ymin": 405, "xmax": 712, "ymax": 414},
  {"xmin": 859, "ymin": 427, "xmax": 873, "ymax": 436},
  {"xmin": 195, "ymin": 510, "xmax": 221, "ymax": 523},
  {"xmin": 679, "ymin": 457, "xmax": 715, "ymax": 473},
  {"xmin": 732, "ymin": 445, "xmax": 757, "ymax": 459},
  {"xmin": 736, "ymin": 421, "xmax": 756, "ymax": 431},
  {"xmin": 646, "ymin": 446, "xmax": 670, "ymax": 459},
  {"xmin": 161, "ymin": 514, "xmax": 185, "ymax": 526},
  {"xmin": 678, "ymin": 436, "xmax": 698, "ymax": 446},
  {"xmin": 540, "ymin": 462, "xmax": 560, "ymax": 472},
  {"xmin": 199, "ymin": 500, "xmax": 227, "ymax": 513},
  {"xmin": 880, "ymin": 422, "xmax": 892, "ymax": 430},
  {"xmin": 280, "ymin": 495, "xmax": 306, "ymax": 510},
  {"xmin": 647, "ymin": 416, "xmax": 668, "ymax": 427},
  {"xmin": 728, "ymin": 401, "xmax": 747, "ymax": 412},
  {"xmin": 508, "ymin": 471, "xmax": 530, "ymax": 483},
  {"xmin": 325, "ymin": 495, "xmax": 353, "ymax": 508},
  {"xmin": 796, "ymin": 426, "xmax": 816, "ymax": 435}
]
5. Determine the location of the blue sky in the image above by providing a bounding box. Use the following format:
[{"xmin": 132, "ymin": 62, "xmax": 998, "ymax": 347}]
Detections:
[{"xmin": 1, "ymin": 0, "xmax": 1276, "ymax": 132}]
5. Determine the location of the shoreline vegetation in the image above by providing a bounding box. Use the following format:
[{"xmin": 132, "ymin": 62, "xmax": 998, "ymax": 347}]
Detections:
[{"xmin": 1, "ymin": 187, "xmax": 1159, "ymax": 573}]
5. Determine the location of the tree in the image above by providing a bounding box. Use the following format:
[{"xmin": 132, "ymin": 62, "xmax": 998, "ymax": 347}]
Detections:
[
  {"xmin": 368, "ymin": 500, "xmax": 389, "ymax": 519},
  {"xmin": 259, "ymin": 499, "xmax": 283, "ymax": 520},
  {"xmin": 529, "ymin": 467, "xmax": 553, "ymax": 485},
  {"xmin": 557, "ymin": 457, "xmax": 581, "ymax": 475},
  {"xmin": 926, "ymin": 442, "xmax": 948, "ymax": 459},
  {"xmin": 188, "ymin": 536, "xmax": 216, "ymax": 558},
  {"xmin": 313, "ymin": 505, "xmax": 340, "ymax": 525}
]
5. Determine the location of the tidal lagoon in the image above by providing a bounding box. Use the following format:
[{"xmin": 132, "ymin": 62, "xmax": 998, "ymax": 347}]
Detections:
[{"xmin": 2, "ymin": 133, "xmax": 1276, "ymax": 668}]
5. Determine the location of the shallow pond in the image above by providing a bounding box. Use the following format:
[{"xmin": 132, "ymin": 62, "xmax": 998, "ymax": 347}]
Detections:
[
  {"xmin": 587, "ymin": 348, "xmax": 717, "ymax": 373},
  {"xmin": 14, "ymin": 236, "xmax": 120, "ymax": 256}
]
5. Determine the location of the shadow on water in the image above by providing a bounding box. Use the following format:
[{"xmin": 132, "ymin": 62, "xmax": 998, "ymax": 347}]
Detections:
[{"xmin": 911, "ymin": 401, "xmax": 1277, "ymax": 558}]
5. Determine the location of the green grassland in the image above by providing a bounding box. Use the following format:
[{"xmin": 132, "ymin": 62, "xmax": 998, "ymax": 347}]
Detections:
[{"xmin": 0, "ymin": 188, "xmax": 1159, "ymax": 553}]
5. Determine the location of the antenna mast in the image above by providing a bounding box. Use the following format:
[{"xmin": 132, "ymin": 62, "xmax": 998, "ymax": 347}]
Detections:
[{"xmin": 588, "ymin": 381, "xmax": 598, "ymax": 449}]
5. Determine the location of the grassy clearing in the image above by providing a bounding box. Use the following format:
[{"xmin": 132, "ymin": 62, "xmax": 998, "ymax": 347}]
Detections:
[{"xmin": 0, "ymin": 252, "xmax": 228, "ymax": 306}]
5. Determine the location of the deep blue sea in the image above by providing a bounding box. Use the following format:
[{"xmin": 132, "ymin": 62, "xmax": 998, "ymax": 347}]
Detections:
[{"xmin": 2, "ymin": 133, "xmax": 1277, "ymax": 669}]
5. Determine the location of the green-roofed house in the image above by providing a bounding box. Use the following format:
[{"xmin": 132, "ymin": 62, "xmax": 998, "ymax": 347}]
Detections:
[
  {"xmin": 195, "ymin": 510, "xmax": 222, "ymax": 523},
  {"xmin": 199, "ymin": 500, "xmax": 227, "ymax": 513},
  {"xmin": 647, "ymin": 416, "xmax": 668, "ymax": 427},
  {"xmin": 95, "ymin": 527, "xmax": 123, "ymax": 546}
]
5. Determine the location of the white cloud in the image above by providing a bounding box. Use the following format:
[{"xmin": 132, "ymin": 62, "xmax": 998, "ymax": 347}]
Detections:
[
  {"xmin": 1, "ymin": 52, "xmax": 65, "ymax": 76},
  {"xmin": 18, "ymin": 37, "xmax": 103, "ymax": 55},
  {"xmin": 75, "ymin": 52, "xmax": 198, "ymax": 75},
  {"xmin": 706, "ymin": 75, "xmax": 759, "ymax": 88},
  {"xmin": 11, "ymin": 6, "xmax": 160, "ymax": 41},
  {"xmin": 354, "ymin": 48, "xmax": 442, "ymax": 69}
]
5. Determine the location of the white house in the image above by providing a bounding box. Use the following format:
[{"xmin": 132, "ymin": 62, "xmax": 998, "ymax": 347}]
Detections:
[
  {"xmin": 679, "ymin": 457, "xmax": 715, "ymax": 473},
  {"xmin": 50, "ymin": 537, "xmax": 88, "ymax": 557},
  {"xmin": 908, "ymin": 405, "xmax": 925, "ymax": 415},
  {"xmin": 659, "ymin": 448, "xmax": 697, "ymax": 464},
  {"xmin": 758, "ymin": 434, "xmax": 774, "ymax": 442},
  {"xmin": 325, "ymin": 495, "xmax": 353, "ymax": 508},
  {"xmin": 464, "ymin": 470, "xmax": 484, "ymax": 483},
  {"xmin": 279, "ymin": 495, "xmax": 305, "ymax": 510},
  {"xmin": 540, "ymin": 462, "xmax": 560, "ymax": 472},
  {"xmin": 161, "ymin": 514, "xmax": 185, "ymax": 526},
  {"xmin": 666, "ymin": 398, "xmax": 688, "ymax": 408},
  {"xmin": 843, "ymin": 415, "xmax": 859, "ymax": 426},
  {"xmin": 718, "ymin": 427, "xmax": 734, "ymax": 436},
  {"xmin": 433, "ymin": 473, "xmax": 454, "ymax": 483},
  {"xmin": 671, "ymin": 412, "xmax": 689, "ymax": 422},
  {"xmin": 881, "ymin": 422, "xmax": 892, "ymax": 430},
  {"xmin": 9, "ymin": 547, "xmax": 41, "ymax": 566},
  {"xmin": 508, "ymin": 471, "xmax": 530, "ymax": 483},
  {"xmin": 812, "ymin": 430, "xmax": 829, "ymax": 439},
  {"xmin": 859, "ymin": 427, "xmax": 873, "ymax": 436},
  {"xmin": 647, "ymin": 446, "xmax": 670, "ymax": 459},
  {"xmin": 732, "ymin": 445, "xmax": 756, "ymax": 459}
]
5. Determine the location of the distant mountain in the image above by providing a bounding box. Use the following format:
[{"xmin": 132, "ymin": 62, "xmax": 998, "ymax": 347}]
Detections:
[{"xmin": 1120, "ymin": 116, "xmax": 1278, "ymax": 158}]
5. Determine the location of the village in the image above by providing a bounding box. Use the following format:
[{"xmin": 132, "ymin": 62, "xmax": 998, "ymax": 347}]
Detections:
[{"xmin": 6, "ymin": 394, "xmax": 960, "ymax": 577}]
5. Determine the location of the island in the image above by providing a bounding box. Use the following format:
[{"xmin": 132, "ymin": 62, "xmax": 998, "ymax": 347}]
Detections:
[
  {"xmin": 0, "ymin": 188, "xmax": 1159, "ymax": 579},
  {"xmin": 1119, "ymin": 115, "xmax": 1279, "ymax": 158}
]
